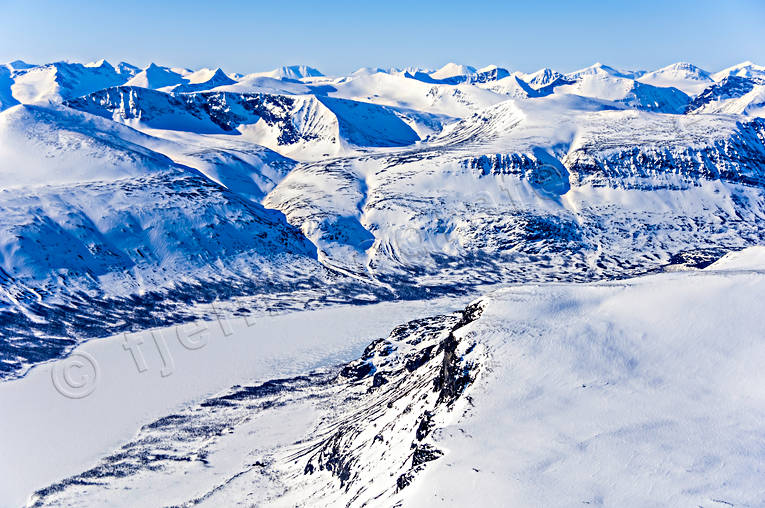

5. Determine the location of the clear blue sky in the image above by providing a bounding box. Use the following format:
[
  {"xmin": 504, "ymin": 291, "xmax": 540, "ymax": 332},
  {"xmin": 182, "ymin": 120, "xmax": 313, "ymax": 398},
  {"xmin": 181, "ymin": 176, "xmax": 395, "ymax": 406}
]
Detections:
[{"xmin": 1, "ymin": 0, "xmax": 763, "ymax": 75}]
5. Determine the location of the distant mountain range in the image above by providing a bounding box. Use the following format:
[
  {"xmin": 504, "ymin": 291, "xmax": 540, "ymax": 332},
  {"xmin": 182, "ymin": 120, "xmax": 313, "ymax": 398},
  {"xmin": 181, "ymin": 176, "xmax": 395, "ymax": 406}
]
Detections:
[{"xmin": 1, "ymin": 58, "xmax": 764, "ymax": 378}]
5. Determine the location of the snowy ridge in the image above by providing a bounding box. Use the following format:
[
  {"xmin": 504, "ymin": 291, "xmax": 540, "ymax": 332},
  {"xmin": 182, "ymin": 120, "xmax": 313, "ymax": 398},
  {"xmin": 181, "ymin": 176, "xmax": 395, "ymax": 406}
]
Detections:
[{"xmin": 686, "ymin": 75, "xmax": 765, "ymax": 116}]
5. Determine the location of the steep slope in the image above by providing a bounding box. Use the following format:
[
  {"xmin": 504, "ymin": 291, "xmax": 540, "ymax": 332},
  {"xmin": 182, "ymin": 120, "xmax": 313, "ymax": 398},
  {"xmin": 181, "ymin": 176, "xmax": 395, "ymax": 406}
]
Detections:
[{"xmin": 0, "ymin": 66, "xmax": 18, "ymax": 111}]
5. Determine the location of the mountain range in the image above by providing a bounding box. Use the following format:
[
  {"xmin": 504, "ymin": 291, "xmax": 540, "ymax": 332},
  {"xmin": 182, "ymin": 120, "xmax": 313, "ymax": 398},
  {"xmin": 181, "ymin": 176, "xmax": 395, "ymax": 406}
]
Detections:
[
  {"xmin": 1, "ymin": 58, "xmax": 765, "ymax": 379},
  {"xmin": 2, "ymin": 56, "xmax": 765, "ymax": 507}
]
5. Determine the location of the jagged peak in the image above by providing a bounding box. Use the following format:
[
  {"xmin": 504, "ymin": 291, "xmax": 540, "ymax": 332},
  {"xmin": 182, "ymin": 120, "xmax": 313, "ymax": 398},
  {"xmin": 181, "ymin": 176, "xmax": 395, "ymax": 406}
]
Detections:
[{"xmin": 84, "ymin": 59, "xmax": 113, "ymax": 69}]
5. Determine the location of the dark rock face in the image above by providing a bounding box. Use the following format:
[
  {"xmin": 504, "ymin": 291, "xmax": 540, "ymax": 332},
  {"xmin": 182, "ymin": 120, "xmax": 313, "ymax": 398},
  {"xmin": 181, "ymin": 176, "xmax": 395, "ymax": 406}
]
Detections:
[
  {"xmin": 471, "ymin": 67, "xmax": 511, "ymax": 83},
  {"xmin": 412, "ymin": 444, "xmax": 444, "ymax": 466},
  {"xmin": 665, "ymin": 248, "xmax": 732, "ymax": 270},
  {"xmin": 686, "ymin": 76, "xmax": 764, "ymax": 113},
  {"xmin": 566, "ymin": 123, "xmax": 765, "ymax": 189},
  {"xmin": 29, "ymin": 301, "xmax": 490, "ymax": 506},
  {"xmin": 65, "ymin": 87, "xmax": 309, "ymax": 142}
]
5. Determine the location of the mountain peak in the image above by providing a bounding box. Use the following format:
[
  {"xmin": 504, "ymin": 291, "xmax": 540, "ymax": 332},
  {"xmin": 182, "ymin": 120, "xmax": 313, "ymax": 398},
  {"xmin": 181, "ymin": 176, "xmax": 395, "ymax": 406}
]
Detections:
[
  {"xmin": 125, "ymin": 63, "xmax": 185, "ymax": 89},
  {"xmin": 275, "ymin": 65, "xmax": 323, "ymax": 79},
  {"xmin": 566, "ymin": 62, "xmax": 643, "ymax": 80},
  {"xmin": 430, "ymin": 62, "xmax": 476, "ymax": 80},
  {"xmin": 523, "ymin": 67, "xmax": 564, "ymax": 88},
  {"xmin": 712, "ymin": 61, "xmax": 765, "ymax": 81},
  {"xmin": 84, "ymin": 59, "xmax": 113, "ymax": 69}
]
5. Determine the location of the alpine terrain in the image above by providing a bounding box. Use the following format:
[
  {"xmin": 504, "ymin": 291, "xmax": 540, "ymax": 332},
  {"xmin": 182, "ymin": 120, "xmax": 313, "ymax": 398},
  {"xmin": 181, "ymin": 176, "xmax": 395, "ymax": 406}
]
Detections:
[{"xmin": 1, "ymin": 57, "xmax": 764, "ymax": 507}]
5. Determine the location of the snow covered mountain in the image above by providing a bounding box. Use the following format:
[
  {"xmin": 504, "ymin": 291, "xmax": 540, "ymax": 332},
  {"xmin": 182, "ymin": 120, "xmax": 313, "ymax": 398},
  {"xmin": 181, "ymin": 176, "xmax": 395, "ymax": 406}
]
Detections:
[
  {"xmin": 249, "ymin": 65, "xmax": 324, "ymax": 80},
  {"xmin": 2, "ymin": 55, "xmax": 765, "ymax": 507},
  {"xmin": 553, "ymin": 67, "xmax": 690, "ymax": 112},
  {"xmin": 472, "ymin": 64, "xmax": 511, "ymax": 83},
  {"xmin": 686, "ymin": 75, "xmax": 765, "ymax": 116},
  {"xmin": 0, "ymin": 58, "xmax": 764, "ymax": 380},
  {"xmin": 7, "ymin": 60, "xmax": 125, "ymax": 103},
  {"xmin": 565, "ymin": 62, "xmax": 644, "ymax": 80},
  {"xmin": 172, "ymin": 67, "xmax": 237, "ymax": 93},
  {"xmin": 711, "ymin": 60, "xmax": 765, "ymax": 81},
  {"xmin": 637, "ymin": 61, "xmax": 713, "ymax": 95},
  {"xmin": 519, "ymin": 67, "xmax": 564, "ymax": 89},
  {"xmin": 429, "ymin": 62, "xmax": 476, "ymax": 81},
  {"xmin": 124, "ymin": 63, "xmax": 187, "ymax": 90},
  {"xmin": 64, "ymin": 86, "xmax": 430, "ymax": 157}
]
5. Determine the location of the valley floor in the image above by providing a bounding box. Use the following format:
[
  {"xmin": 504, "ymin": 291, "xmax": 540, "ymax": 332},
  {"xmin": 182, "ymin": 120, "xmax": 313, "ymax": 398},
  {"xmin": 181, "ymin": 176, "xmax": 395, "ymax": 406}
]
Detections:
[{"xmin": 2, "ymin": 248, "xmax": 764, "ymax": 507}]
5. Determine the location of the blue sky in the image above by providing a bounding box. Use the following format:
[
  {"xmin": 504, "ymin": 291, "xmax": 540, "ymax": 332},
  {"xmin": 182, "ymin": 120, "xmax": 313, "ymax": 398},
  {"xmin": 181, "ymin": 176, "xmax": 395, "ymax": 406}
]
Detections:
[{"xmin": 1, "ymin": 0, "xmax": 763, "ymax": 75}]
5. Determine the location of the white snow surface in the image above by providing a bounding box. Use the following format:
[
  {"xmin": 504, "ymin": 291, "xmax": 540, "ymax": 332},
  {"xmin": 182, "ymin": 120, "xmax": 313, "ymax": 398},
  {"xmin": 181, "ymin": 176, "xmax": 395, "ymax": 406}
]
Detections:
[{"xmin": 407, "ymin": 247, "xmax": 765, "ymax": 507}]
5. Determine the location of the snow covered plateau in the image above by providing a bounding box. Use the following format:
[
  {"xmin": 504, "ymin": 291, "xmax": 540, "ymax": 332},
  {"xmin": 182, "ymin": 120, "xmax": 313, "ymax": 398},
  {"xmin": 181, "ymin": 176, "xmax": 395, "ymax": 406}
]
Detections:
[{"xmin": 1, "ymin": 58, "xmax": 764, "ymax": 507}]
